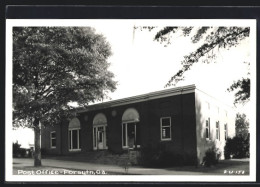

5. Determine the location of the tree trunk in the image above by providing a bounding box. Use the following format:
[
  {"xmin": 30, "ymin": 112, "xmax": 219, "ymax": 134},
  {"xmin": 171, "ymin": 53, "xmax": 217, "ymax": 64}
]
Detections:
[{"xmin": 34, "ymin": 118, "xmax": 42, "ymax": 167}]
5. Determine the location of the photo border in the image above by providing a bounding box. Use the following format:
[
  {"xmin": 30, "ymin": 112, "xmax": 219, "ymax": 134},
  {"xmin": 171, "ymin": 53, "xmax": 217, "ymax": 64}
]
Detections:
[{"xmin": 3, "ymin": 4, "xmax": 260, "ymax": 185}]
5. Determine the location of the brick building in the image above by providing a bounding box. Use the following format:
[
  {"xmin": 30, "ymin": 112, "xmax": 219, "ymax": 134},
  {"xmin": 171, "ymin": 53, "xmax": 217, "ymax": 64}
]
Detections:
[{"xmin": 41, "ymin": 84, "xmax": 235, "ymax": 165}]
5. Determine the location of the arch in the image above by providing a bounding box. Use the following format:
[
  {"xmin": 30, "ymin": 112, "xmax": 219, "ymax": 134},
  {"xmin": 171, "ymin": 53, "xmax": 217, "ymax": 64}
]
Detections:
[
  {"xmin": 122, "ymin": 108, "xmax": 140, "ymax": 123},
  {"xmin": 69, "ymin": 117, "xmax": 81, "ymax": 129},
  {"xmin": 93, "ymin": 113, "xmax": 107, "ymax": 126}
]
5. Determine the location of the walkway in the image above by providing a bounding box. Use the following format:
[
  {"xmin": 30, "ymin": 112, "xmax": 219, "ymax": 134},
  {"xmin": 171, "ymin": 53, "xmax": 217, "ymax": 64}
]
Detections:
[{"xmin": 13, "ymin": 158, "xmax": 249, "ymax": 175}]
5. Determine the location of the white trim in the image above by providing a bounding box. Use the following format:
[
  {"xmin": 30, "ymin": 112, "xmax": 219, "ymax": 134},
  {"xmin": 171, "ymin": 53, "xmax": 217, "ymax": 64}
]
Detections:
[
  {"xmin": 50, "ymin": 131, "xmax": 56, "ymax": 149},
  {"xmin": 206, "ymin": 118, "xmax": 211, "ymax": 141},
  {"xmin": 93, "ymin": 127, "xmax": 96, "ymax": 150},
  {"xmin": 134, "ymin": 124, "xmax": 136, "ymax": 145},
  {"xmin": 77, "ymin": 129, "xmax": 80, "ymax": 149},
  {"xmin": 224, "ymin": 123, "xmax": 228, "ymax": 141},
  {"xmin": 122, "ymin": 122, "xmax": 141, "ymax": 149},
  {"xmin": 93, "ymin": 125, "xmax": 107, "ymax": 150},
  {"xmin": 68, "ymin": 128, "xmax": 81, "ymax": 152},
  {"xmin": 69, "ymin": 149, "xmax": 81, "ymax": 152},
  {"xmin": 122, "ymin": 123, "xmax": 128, "ymax": 149},
  {"xmin": 216, "ymin": 121, "xmax": 220, "ymax": 140},
  {"xmin": 160, "ymin": 117, "xmax": 172, "ymax": 141}
]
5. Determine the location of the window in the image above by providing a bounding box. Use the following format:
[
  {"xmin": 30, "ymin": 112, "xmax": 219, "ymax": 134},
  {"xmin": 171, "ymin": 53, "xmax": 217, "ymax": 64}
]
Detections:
[
  {"xmin": 122, "ymin": 108, "xmax": 140, "ymax": 149},
  {"xmin": 224, "ymin": 124, "xmax": 228, "ymax": 140},
  {"xmin": 122, "ymin": 122, "xmax": 140, "ymax": 148},
  {"xmin": 50, "ymin": 131, "xmax": 56, "ymax": 148},
  {"xmin": 206, "ymin": 118, "xmax": 210, "ymax": 140},
  {"xmin": 68, "ymin": 129, "xmax": 81, "ymax": 151},
  {"xmin": 160, "ymin": 117, "xmax": 171, "ymax": 141},
  {"xmin": 216, "ymin": 121, "xmax": 220, "ymax": 140}
]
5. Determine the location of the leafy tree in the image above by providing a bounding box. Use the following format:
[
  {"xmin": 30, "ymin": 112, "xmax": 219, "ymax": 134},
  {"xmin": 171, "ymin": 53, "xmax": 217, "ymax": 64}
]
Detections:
[
  {"xmin": 227, "ymin": 62, "xmax": 250, "ymax": 105},
  {"xmin": 235, "ymin": 113, "xmax": 249, "ymax": 139},
  {"xmin": 137, "ymin": 26, "xmax": 250, "ymax": 104},
  {"xmin": 224, "ymin": 136, "xmax": 250, "ymax": 159},
  {"xmin": 13, "ymin": 27, "xmax": 117, "ymax": 166},
  {"xmin": 224, "ymin": 113, "xmax": 250, "ymax": 159}
]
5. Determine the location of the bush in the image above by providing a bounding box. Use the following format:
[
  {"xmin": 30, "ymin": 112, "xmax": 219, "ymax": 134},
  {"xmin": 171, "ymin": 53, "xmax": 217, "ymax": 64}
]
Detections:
[
  {"xmin": 202, "ymin": 146, "xmax": 221, "ymax": 167},
  {"xmin": 224, "ymin": 135, "xmax": 249, "ymax": 159},
  {"xmin": 13, "ymin": 142, "xmax": 21, "ymax": 157},
  {"xmin": 13, "ymin": 142, "xmax": 32, "ymax": 158},
  {"xmin": 138, "ymin": 144, "xmax": 195, "ymax": 167}
]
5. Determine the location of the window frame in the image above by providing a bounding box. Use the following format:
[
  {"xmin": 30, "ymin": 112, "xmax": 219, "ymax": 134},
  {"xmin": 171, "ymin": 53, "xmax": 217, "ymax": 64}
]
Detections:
[
  {"xmin": 68, "ymin": 128, "xmax": 81, "ymax": 151},
  {"xmin": 224, "ymin": 123, "xmax": 228, "ymax": 140},
  {"xmin": 206, "ymin": 118, "xmax": 211, "ymax": 140},
  {"xmin": 160, "ymin": 117, "xmax": 172, "ymax": 141},
  {"xmin": 93, "ymin": 125, "xmax": 107, "ymax": 150},
  {"xmin": 50, "ymin": 131, "xmax": 56, "ymax": 149},
  {"xmin": 122, "ymin": 122, "xmax": 140, "ymax": 149},
  {"xmin": 216, "ymin": 121, "xmax": 220, "ymax": 140}
]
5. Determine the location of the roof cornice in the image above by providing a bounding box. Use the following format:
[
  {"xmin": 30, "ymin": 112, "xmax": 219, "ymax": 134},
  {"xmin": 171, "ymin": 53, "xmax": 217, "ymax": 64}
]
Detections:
[{"xmin": 78, "ymin": 84, "xmax": 196, "ymax": 113}]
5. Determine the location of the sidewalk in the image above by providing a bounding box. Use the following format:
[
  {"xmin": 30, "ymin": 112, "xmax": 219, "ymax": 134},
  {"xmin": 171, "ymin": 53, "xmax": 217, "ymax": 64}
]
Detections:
[
  {"xmin": 13, "ymin": 158, "xmax": 249, "ymax": 175},
  {"xmin": 13, "ymin": 158, "xmax": 206, "ymax": 175}
]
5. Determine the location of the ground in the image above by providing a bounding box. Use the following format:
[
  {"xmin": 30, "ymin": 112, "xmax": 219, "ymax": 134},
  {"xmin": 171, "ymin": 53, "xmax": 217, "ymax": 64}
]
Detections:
[{"xmin": 13, "ymin": 157, "xmax": 249, "ymax": 175}]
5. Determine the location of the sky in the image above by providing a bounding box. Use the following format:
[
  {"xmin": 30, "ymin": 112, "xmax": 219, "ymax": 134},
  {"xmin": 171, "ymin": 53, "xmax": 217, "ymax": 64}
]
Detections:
[
  {"xmin": 9, "ymin": 20, "xmax": 254, "ymax": 147},
  {"xmin": 93, "ymin": 24, "xmax": 251, "ymax": 113}
]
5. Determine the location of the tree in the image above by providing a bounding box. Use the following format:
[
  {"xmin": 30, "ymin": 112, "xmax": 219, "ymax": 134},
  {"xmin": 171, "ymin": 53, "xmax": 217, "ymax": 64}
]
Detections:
[
  {"xmin": 137, "ymin": 26, "xmax": 250, "ymax": 104},
  {"xmin": 224, "ymin": 113, "xmax": 249, "ymax": 159},
  {"xmin": 227, "ymin": 62, "xmax": 250, "ymax": 105},
  {"xmin": 13, "ymin": 27, "xmax": 117, "ymax": 166},
  {"xmin": 235, "ymin": 113, "xmax": 249, "ymax": 139}
]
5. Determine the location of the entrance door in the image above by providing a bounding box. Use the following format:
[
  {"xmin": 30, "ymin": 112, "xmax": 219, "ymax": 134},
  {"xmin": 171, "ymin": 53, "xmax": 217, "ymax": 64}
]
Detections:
[{"xmin": 93, "ymin": 126, "xmax": 106, "ymax": 150}]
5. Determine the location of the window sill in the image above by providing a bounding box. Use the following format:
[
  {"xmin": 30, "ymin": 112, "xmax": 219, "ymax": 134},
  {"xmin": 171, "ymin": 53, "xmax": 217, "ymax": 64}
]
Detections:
[
  {"xmin": 50, "ymin": 147, "xmax": 56, "ymax": 149},
  {"xmin": 93, "ymin": 147, "xmax": 108, "ymax": 150},
  {"xmin": 161, "ymin": 138, "xmax": 172, "ymax": 141},
  {"xmin": 69, "ymin": 149, "xmax": 81, "ymax": 152}
]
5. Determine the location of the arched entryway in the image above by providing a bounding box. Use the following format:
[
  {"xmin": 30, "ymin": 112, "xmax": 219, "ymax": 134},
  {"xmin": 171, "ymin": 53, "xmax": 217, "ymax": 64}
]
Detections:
[
  {"xmin": 122, "ymin": 108, "xmax": 140, "ymax": 149},
  {"xmin": 68, "ymin": 118, "xmax": 81, "ymax": 151},
  {"xmin": 93, "ymin": 113, "xmax": 107, "ymax": 150}
]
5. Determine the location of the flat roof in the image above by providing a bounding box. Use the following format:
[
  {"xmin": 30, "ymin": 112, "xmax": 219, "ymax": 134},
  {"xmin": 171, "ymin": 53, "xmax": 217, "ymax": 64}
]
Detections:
[{"xmin": 78, "ymin": 84, "xmax": 196, "ymax": 113}]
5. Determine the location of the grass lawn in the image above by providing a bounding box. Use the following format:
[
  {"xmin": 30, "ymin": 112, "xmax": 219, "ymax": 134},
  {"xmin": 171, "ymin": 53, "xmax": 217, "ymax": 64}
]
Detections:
[{"xmin": 163, "ymin": 159, "xmax": 249, "ymax": 175}]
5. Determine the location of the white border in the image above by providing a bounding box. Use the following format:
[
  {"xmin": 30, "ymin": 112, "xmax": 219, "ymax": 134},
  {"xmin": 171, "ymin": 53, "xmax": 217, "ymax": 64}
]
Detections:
[{"xmin": 6, "ymin": 19, "xmax": 257, "ymax": 182}]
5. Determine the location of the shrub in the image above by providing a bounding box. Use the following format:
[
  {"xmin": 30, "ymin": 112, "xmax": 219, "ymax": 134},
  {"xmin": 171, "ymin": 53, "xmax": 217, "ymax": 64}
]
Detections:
[
  {"xmin": 13, "ymin": 142, "xmax": 32, "ymax": 158},
  {"xmin": 13, "ymin": 142, "xmax": 21, "ymax": 157},
  {"xmin": 138, "ymin": 144, "xmax": 193, "ymax": 167},
  {"xmin": 224, "ymin": 135, "xmax": 250, "ymax": 159},
  {"xmin": 202, "ymin": 146, "xmax": 221, "ymax": 167}
]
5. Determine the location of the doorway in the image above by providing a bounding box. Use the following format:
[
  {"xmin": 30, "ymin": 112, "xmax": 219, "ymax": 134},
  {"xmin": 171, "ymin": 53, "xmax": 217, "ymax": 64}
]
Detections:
[{"xmin": 93, "ymin": 126, "xmax": 106, "ymax": 150}]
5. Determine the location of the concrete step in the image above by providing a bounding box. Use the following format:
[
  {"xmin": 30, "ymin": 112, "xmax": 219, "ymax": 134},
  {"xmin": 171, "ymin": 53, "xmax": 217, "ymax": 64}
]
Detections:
[{"xmin": 65, "ymin": 150, "xmax": 140, "ymax": 166}]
